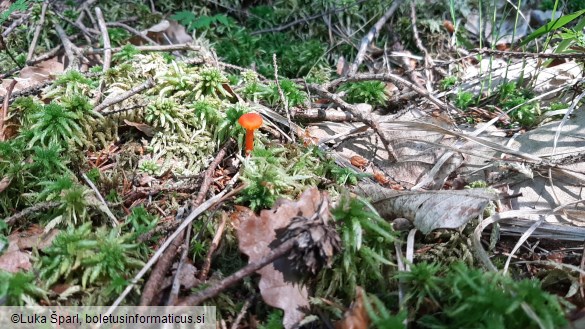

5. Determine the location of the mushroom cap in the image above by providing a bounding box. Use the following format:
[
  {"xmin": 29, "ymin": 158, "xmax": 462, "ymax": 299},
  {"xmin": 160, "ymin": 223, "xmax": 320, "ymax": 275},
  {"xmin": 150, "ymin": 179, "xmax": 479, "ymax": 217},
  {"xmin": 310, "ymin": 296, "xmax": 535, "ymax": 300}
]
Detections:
[{"xmin": 238, "ymin": 112, "xmax": 263, "ymax": 130}]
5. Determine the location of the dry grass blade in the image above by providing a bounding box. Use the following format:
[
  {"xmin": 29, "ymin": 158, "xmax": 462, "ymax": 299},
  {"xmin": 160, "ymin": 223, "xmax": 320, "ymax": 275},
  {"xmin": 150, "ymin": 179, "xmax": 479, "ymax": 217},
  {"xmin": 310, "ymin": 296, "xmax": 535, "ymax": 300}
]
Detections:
[
  {"xmin": 502, "ymin": 216, "xmax": 545, "ymax": 275},
  {"xmin": 380, "ymin": 120, "xmax": 542, "ymax": 162},
  {"xmin": 552, "ymin": 90, "xmax": 585, "ymax": 156},
  {"xmin": 473, "ymin": 209, "xmax": 552, "ymax": 272}
]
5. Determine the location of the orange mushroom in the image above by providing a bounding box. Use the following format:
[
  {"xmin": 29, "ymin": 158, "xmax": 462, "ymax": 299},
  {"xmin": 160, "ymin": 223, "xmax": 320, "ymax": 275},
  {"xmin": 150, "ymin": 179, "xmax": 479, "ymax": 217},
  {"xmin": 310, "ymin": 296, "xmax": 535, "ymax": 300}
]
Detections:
[{"xmin": 238, "ymin": 112, "xmax": 263, "ymax": 154}]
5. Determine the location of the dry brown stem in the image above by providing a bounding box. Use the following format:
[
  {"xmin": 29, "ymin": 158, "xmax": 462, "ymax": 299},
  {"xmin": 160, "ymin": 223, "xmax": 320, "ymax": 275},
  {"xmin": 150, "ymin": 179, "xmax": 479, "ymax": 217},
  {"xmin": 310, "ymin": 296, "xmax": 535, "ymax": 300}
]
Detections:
[
  {"xmin": 0, "ymin": 79, "xmax": 17, "ymax": 141},
  {"xmin": 307, "ymin": 83, "xmax": 398, "ymax": 162},
  {"xmin": 177, "ymin": 238, "xmax": 295, "ymax": 306}
]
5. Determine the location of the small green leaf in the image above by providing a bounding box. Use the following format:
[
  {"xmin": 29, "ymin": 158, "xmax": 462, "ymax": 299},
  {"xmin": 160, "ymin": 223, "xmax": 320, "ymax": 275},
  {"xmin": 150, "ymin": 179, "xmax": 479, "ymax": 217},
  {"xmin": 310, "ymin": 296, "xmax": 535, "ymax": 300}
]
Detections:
[{"xmin": 522, "ymin": 9, "xmax": 585, "ymax": 46}]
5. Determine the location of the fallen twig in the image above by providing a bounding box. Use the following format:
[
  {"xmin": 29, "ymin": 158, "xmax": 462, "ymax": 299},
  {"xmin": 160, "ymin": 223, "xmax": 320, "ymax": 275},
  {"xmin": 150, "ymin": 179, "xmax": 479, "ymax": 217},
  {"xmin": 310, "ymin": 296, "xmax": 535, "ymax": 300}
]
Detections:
[
  {"xmin": 5, "ymin": 202, "xmax": 60, "ymax": 226},
  {"xmin": 348, "ymin": 0, "xmax": 407, "ymax": 75},
  {"xmin": 52, "ymin": 6, "xmax": 98, "ymax": 43},
  {"xmin": 0, "ymin": 79, "xmax": 17, "ymax": 141},
  {"xmin": 273, "ymin": 54, "xmax": 295, "ymax": 143},
  {"xmin": 105, "ymin": 173, "xmax": 239, "ymax": 316},
  {"xmin": 26, "ymin": 45, "xmax": 63, "ymax": 66},
  {"xmin": 325, "ymin": 73, "xmax": 456, "ymax": 113},
  {"xmin": 473, "ymin": 48, "xmax": 585, "ymax": 60},
  {"xmin": 106, "ymin": 22, "xmax": 159, "ymax": 45},
  {"xmin": 139, "ymin": 140, "xmax": 233, "ymax": 305},
  {"xmin": 294, "ymin": 108, "xmax": 357, "ymax": 122},
  {"xmin": 167, "ymin": 224, "xmax": 192, "ymax": 306},
  {"xmin": 410, "ymin": 1, "xmax": 434, "ymax": 91},
  {"xmin": 307, "ymin": 83, "xmax": 398, "ymax": 162},
  {"xmin": 53, "ymin": 23, "xmax": 81, "ymax": 71},
  {"xmin": 198, "ymin": 212, "xmax": 227, "ymax": 280},
  {"xmin": 26, "ymin": 1, "xmax": 49, "ymax": 62},
  {"xmin": 94, "ymin": 78, "xmax": 155, "ymax": 112},
  {"xmin": 94, "ymin": 7, "xmax": 112, "ymax": 72},
  {"xmin": 1, "ymin": 13, "xmax": 31, "ymax": 37},
  {"xmin": 251, "ymin": 0, "xmax": 368, "ymax": 35},
  {"xmin": 81, "ymin": 172, "xmax": 119, "ymax": 227},
  {"xmin": 139, "ymin": 230, "xmax": 186, "ymax": 306},
  {"xmin": 230, "ymin": 298, "xmax": 252, "ymax": 329},
  {"xmin": 85, "ymin": 43, "xmax": 201, "ymax": 55},
  {"xmin": 178, "ymin": 238, "xmax": 295, "ymax": 306}
]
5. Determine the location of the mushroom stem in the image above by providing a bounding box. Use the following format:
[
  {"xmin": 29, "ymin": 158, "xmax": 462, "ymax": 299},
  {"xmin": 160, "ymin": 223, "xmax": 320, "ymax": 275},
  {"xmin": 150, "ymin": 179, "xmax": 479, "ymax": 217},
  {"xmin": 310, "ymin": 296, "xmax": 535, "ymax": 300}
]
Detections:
[
  {"xmin": 238, "ymin": 112, "xmax": 263, "ymax": 155},
  {"xmin": 244, "ymin": 129, "xmax": 255, "ymax": 154}
]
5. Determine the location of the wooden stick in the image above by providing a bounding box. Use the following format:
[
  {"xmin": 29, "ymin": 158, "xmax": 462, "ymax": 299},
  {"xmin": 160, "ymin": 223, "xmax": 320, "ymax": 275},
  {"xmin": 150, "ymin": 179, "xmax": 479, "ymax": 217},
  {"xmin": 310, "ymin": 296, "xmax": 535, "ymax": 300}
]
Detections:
[
  {"xmin": 348, "ymin": 0, "xmax": 407, "ymax": 75},
  {"xmin": 178, "ymin": 238, "xmax": 295, "ymax": 306},
  {"xmin": 94, "ymin": 78, "xmax": 155, "ymax": 112},
  {"xmin": 26, "ymin": 1, "xmax": 49, "ymax": 61}
]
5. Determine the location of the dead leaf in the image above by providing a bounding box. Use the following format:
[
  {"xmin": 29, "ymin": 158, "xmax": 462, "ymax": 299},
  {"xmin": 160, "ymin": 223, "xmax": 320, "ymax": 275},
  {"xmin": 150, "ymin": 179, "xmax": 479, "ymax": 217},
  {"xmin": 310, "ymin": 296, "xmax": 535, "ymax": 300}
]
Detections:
[
  {"xmin": 355, "ymin": 183, "xmax": 497, "ymax": 234},
  {"xmin": 175, "ymin": 263, "xmax": 200, "ymax": 290},
  {"xmin": 16, "ymin": 227, "xmax": 59, "ymax": 251},
  {"xmin": 336, "ymin": 56, "xmax": 348, "ymax": 76},
  {"xmin": 0, "ymin": 57, "xmax": 64, "ymax": 97},
  {"xmin": 0, "ymin": 234, "xmax": 32, "ymax": 273},
  {"xmin": 238, "ymin": 189, "xmax": 333, "ymax": 329},
  {"xmin": 133, "ymin": 20, "xmax": 193, "ymax": 45},
  {"xmin": 124, "ymin": 119, "xmax": 155, "ymax": 137},
  {"xmin": 334, "ymin": 287, "xmax": 370, "ymax": 329},
  {"xmin": 0, "ymin": 176, "xmax": 10, "ymax": 193}
]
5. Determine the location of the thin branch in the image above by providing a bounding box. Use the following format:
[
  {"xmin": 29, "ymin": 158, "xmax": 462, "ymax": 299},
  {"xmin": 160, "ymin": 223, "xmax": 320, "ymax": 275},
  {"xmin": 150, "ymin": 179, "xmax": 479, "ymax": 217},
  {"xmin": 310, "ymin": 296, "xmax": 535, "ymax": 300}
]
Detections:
[
  {"xmin": 167, "ymin": 225, "xmax": 192, "ymax": 306},
  {"xmin": 81, "ymin": 172, "xmax": 119, "ymax": 227},
  {"xmin": 251, "ymin": 0, "xmax": 368, "ymax": 35},
  {"xmin": 105, "ymin": 173, "xmax": 239, "ymax": 316},
  {"xmin": 198, "ymin": 212, "xmax": 227, "ymax": 280},
  {"xmin": 165, "ymin": 140, "xmax": 234, "ymax": 305},
  {"xmin": 325, "ymin": 73, "xmax": 456, "ymax": 113},
  {"xmin": 140, "ymin": 231, "xmax": 186, "ymax": 306},
  {"xmin": 473, "ymin": 48, "xmax": 585, "ymax": 60},
  {"xmin": 53, "ymin": 23, "xmax": 81, "ymax": 70},
  {"xmin": 26, "ymin": 44, "xmax": 63, "ymax": 66},
  {"xmin": 26, "ymin": 1, "xmax": 49, "ymax": 62},
  {"xmin": 0, "ymin": 79, "xmax": 17, "ymax": 141},
  {"xmin": 178, "ymin": 238, "xmax": 295, "ymax": 306},
  {"xmin": 75, "ymin": 0, "xmax": 98, "ymax": 26},
  {"xmin": 94, "ymin": 78, "xmax": 155, "ymax": 112},
  {"xmin": 410, "ymin": 1, "xmax": 434, "ymax": 91},
  {"xmin": 85, "ymin": 43, "xmax": 201, "ymax": 55},
  {"xmin": 5, "ymin": 202, "xmax": 60, "ymax": 226},
  {"xmin": 348, "ymin": 0, "xmax": 406, "ymax": 75},
  {"xmin": 230, "ymin": 298, "xmax": 252, "ymax": 329},
  {"xmin": 307, "ymin": 83, "xmax": 397, "ymax": 162},
  {"xmin": 94, "ymin": 7, "xmax": 112, "ymax": 72},
  {"xmin": 273, "ymin": 54, "xmax": 295, "ymax": 143},
  {"xmin": 52, "ymin": 6, "xmax": 98, "ymax": 43},
  {"xmin": 106, "ymin": 22, "xmax": 159, "ymax": 45},
  {"xmin": 1, "ymin": 13, "xmax": 31, "ymax": 37},
  {"xmin": 294, "ymin": 108, "xmax": 357, "ymax": 122}
]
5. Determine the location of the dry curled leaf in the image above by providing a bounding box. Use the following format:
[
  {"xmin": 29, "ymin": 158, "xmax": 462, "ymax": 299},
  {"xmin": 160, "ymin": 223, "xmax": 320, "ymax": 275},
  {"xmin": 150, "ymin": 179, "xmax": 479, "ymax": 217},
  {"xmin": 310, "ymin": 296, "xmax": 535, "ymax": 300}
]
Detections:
[
  {"xmin": 133, "ymin": 20, "xmax": 193, "ymax": 45},
  {"xmin": 355, "ymin": 183, "xmax": 497, "ymax": 234},
  {"xmin": 0, "ymin": 235, "xmax": 32, "ymax": 273},
  {"xmin": 238, "ymin": 188, "xmax": 337, "ymax": 329},
  {"xmin": 335, "ymin": 287, "xmax": 370, "ymax": 329},
  {"xmin": 124, "ymin": 120, "xmax": 155, "ymax": 137}
]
